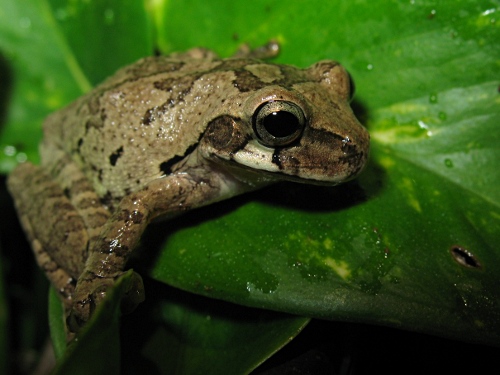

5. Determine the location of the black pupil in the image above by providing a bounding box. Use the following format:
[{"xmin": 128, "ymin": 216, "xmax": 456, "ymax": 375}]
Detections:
[{"xmin": 263, "ymin": 111, "xmax": 300, "ymax": 138}]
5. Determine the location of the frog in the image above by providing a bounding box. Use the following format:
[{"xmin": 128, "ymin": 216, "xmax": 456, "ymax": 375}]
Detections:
[{"xmin": 7, "ymin": 42, "xmax": 370, "ymax": 334}]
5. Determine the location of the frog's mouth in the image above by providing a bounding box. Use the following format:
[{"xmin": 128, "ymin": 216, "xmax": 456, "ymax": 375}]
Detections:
[
  {"xmin": 212, "ymin": 143, "xmax": 368, "ymax": 188},
  {"xmin": 222, "ymin": 137, "xmax": 369, "ymax": 186}
]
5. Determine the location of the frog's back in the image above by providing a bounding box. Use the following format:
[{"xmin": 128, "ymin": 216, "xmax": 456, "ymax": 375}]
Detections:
[{"xmin": 42, "ymin": 54, "xmax": 252, "ymax": 202}]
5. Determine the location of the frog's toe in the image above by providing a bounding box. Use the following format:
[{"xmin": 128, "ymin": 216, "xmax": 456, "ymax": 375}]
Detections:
[
  {"xmin": 66, "ymin": 297, "xmax": 94, "ymax": 333},
  {"xmin": 67, "ymin": 310, "xmax": 85, "ymax": 333},
  {"xmin": 66, "ymin": 280, "xmax": 112, "ymax": 332},
  {"xmin": 66, "ymin": 271, "xmax": 145, "ymax": 333},
  {"xmin": 121, "ymin": 271, "xmax": 145, "ymax": 314}
]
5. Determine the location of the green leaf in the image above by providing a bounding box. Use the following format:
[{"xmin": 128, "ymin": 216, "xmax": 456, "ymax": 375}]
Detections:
[
  {"xmin": 128, "ymin": 286, "xmax": 309, "ymax": 375},
  {"xmin": 150, "ymin": 0, "xmax": 500, "ymax": 345},
  {"xmin": 46, "ymin": 0, "xmax": 154, "ymax": 86},
  {"xmin": 0, "ymin": 0, "xmax": 153, "ymax": 172},
  {"xmin": 49, "ymin": 276, "xmax": 309, "ymax": 374},
  {"xmin": 48, "ymin": 286, "xmax": 68, "ymax": 360}
]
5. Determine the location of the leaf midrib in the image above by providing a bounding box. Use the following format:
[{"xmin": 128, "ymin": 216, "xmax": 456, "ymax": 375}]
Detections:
[{"xmin": 40, "ymin": 0, "xmax": 92, "ymax": 94}]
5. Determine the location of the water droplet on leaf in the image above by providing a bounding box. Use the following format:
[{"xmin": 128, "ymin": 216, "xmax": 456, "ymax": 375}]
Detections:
[
  {"xmin": 19, "ymin": 17, "xmax": 31, "ymax": 29},
  {"xmin": 104, "ymin": 9, "xmax": 115, "ymax": 24},
  {"xmin": 55, "ymin": 8, "xmax": 68, "ymax": 20}
]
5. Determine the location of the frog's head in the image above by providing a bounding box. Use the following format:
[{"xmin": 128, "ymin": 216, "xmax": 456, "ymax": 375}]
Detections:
[{"xmin": 199, "ymin": 60, "xmax": 370, "ymax": 186}]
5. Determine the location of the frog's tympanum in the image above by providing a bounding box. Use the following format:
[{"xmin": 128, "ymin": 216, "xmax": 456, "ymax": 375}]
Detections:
[{"xmin": 8, "ymin": 43, "xmax": 369, "ymax": 334}]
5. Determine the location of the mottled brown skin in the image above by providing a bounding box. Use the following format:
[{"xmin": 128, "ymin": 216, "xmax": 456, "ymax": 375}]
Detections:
[{"xmin": 7, "ymin": 44, "xmax": 369, "ymax": 336}]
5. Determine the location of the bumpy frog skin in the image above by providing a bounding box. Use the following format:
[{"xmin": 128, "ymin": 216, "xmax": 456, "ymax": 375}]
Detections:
[{"xmin": 7, "ymin": 43, "xmax": 369, "ymax": 334}]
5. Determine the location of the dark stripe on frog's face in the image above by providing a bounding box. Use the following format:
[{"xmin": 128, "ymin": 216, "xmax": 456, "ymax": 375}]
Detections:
[
  {"xmin": 228, "ymin": 125, "xmax": 368, "ymax": 183},
  {"xmin": 232, "ymin": 64, "xmax": 314, "ymax": 93},
  {"xmin": 232, "ymin": 69, "xmax": 268, "ymax": 93}
]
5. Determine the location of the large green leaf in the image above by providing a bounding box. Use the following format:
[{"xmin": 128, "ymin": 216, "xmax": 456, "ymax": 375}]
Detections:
[
  {"xmin": 48, "ymin": 274, "xmax": 309, "ymax": 374},
  {"xmin": 149, "ymin": 0, "xmax": 500, "ymax": 345},
  {"xmin": 0, "ymin": 0, "xmax": 153, "ymax": 171},
  {"xmin": 0, "ymin": 0, "xmax": 499, "ymax": 372}
]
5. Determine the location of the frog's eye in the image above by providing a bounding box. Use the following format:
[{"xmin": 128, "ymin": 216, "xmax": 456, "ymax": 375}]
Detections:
[{"xmin": 253, "ymin": 101, "xmax": 306, "ymax": 147}]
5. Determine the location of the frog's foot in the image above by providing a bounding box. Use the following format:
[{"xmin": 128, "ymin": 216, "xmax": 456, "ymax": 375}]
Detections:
[
  {"xmin": 66, "ymin": 271, "xmax": 145, "ymax": 333},
  {"xmin": 120, "ymin": 271, "xmax": 146, "ymax": 314}
]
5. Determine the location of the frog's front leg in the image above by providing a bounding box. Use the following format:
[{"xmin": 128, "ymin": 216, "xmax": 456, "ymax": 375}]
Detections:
[{"xmin": 68, "ymin": 163, "xmax": 244, "ymax": 330}]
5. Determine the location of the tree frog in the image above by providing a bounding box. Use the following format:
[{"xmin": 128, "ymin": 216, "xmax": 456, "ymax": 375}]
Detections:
[{"xmin": 7, "ymin": 43, "xmax": 369, "ymax": 332}]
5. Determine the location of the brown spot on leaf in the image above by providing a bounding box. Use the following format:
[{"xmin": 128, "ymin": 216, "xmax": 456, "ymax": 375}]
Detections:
[{"xmin": 450, "ymin": 245, "xmax": 482, "ymax": 269}]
